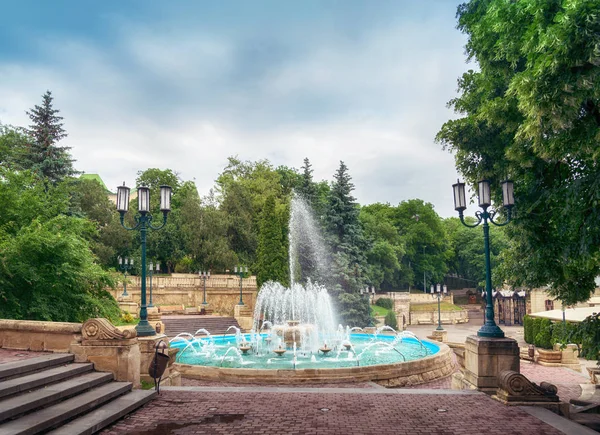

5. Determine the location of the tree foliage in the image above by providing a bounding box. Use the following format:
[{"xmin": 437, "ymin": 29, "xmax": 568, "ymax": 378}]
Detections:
[
  {"xmin": 25, "ymin": 91, "xmax": 76, "ymax": 183},
  {"xmin": 437, "ymin": 0, "xmax": 600, "ymax": 304}
]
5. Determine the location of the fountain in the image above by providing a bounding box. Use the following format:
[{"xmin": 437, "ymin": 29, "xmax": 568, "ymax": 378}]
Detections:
[{"xmin": 171, "ymin": 194, "xmax": 454, "ymax": 385}]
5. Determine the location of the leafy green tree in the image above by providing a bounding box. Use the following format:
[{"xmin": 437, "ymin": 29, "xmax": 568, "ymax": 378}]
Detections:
[
  {"xmin": 0, "ymin": 124, "xmax": 30, "ymax": 170},
  {"xmin": 359, "ymin": 204, "xmax": 404, "ymax": 290},
  {"xmin": 393, "ymin": 200, "xmax": 449, "ymax": 291},
  {"xmin": 437, "ymin": 0, "xmax": 600, "ymax": 305},
  {"xmin": 324, "ymin": 161, "xmax": 371, "ymax": 326},
  {"xmin": 25, "ymin": 91, "xmax": 76, "ymax": 183},
  {"xmin": 256, "ymin": 196, "xmax": 289, "ymax": 287}
]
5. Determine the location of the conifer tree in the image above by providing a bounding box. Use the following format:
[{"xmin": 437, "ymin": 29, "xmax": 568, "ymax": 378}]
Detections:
[
  {"xmin": 256, "ymin": 196, "xmax": 289, "ymax": 287},
  {"xmin": 298, "ymin": 158, "xmax": 317, "ymax": 204},
  {"xmin": 25, "ymin": 91, "xmax": 76, "ymax": 183},
  {"xmin": 325, "ymin": 161, "xmax": 371, "ymax": 326}
]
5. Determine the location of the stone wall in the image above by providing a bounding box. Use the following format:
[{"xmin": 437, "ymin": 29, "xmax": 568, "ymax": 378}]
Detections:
[
  {"xmin": 109, "ymin": 287, "xmax": 258, "ymax": 317},
  {"xmin": 0, "ymin": 319, "xmax": 82, "ymax": 352},
  {"xmin": 374, "ymin": 292, "xmax": 453, "ymax": 305},
  {"xmin": 409, "ymin": 309, "xmax": 469, "ymax": 325},
  {"xmin": 122, "ymin": 274, "xmax": 257, "ymax": 290}
]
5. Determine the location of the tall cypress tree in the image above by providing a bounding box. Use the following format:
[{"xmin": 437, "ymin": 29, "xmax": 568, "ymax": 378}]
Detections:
[
  {"xmin": 325, "ymin": 161, "xmax": 371, "ymax": 327},
  {"xmin": 298, "ymin": 158, "xmax": 317, "ymax": 204},
  {"xmin": 256, "ymin": 196, "xmax": 289, "ymax": 288},
  {"xmin": 26, "ymin": 91, "xmax": 76, "ymax": 183}
]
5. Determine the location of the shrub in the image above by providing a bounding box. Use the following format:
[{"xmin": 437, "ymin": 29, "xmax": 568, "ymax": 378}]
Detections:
[
  {"xmin": 120, "ymin": 311, "xmax": 135, "ymax": 324},
  {"xmin": 550, "ymin": 321, "xmax": 577, "ymax": 347},
  {"xmin": 174, "ymin": 256, "xmax": 195, "ymax": 273},
  {"xmin": 571, "ymin": 312, "xmax": 600, "ymax": 360},
  {"xmin": 531, "ymin": 317, "xmax": 541, "ymax": 346},
  {"xmin": 523, "ymin": 315, "xmax": 534, "ymax": 344},
  {"xmin": 375, "ymin": 298, "xmax": 394, "ymax": 310},
  {"xmin": 384, "ymin": 311, "xmax": 398, "ymax": 330},
  {"xmin": 534, "ymin": 318, "xmax": 553, "ymax": 349}
]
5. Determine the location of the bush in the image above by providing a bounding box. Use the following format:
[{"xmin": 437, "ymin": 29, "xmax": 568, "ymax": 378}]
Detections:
[
  {"xmin": 120, "ymin": 311, "xmax": 135, "ymax": 324},
  {"xmin": 376, "ymin": 298, "xmax": 394, "ymax": 310},
  {"xmin": 550, "ymin": 321, "xmax": 577, "ymax": 347},
  {"xmin": 531, "ymin": 317, "xmax": 541, "ymax": 346},
  {"xmin": 571, "ymin": 312, "xmax": 600, "ymax": 360},
  {"xmin": 174, "ymin": 256, "xmax": 194, "ymax": 273},
  {"xmin": 534, "ymin": 318, "xmax": 553, "ymax": 349},
  {"xmin": 384, "ymin": 311, "xmax": 398, "ymax": 330},
  {"xmin": 524, "ymin": 315, "xmax": 534, "ymax": 344}
]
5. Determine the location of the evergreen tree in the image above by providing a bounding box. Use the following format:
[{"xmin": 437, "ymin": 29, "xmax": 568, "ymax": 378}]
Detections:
[
  {"xmin": 256, "ymin": 196, "xmax": 289, "ymax": 287},
  {"xmin": 25, "ymin": 91, "xmax": 76, "ymax": 183},
  {"xmin": 325, "ymin": 161, "xmax": 371, "ymax": 327},
  {"xmin": 298, "ymin": 158, "xmax": 317, "ymax": 204}
]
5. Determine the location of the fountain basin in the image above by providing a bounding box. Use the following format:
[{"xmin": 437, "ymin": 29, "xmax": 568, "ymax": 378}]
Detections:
[{"xmin": 171, "ymin": 334, "xmax": 454, "ymax": 386}]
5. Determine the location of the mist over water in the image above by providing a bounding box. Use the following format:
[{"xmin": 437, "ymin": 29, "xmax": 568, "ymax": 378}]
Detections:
[{"xmin": 288, "ymin": 194, "xmax": 331, "ymax": 287}]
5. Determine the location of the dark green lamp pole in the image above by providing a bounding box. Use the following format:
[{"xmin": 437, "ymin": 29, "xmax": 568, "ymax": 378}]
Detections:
[
  {"xmin": 431, "ymin": 283, "xmax": 447, "ymax": 331},
  {"xmin": 453, "ymin": 179, "xmax": 514, "ymax": 338},
  {"xmin": 235, "ymin": 266, "xmax": 248, "ymax": 305},
  {"xmin": 199, "ymin": 271, "xmax": 210, "ymax": 305},
  {"xmin": 116, "ymin": 182, "xmax": 172, "ymax": 337},
  {"xmin": 118, "ymin": 256, "xmax": 134, "ymax": 297}
]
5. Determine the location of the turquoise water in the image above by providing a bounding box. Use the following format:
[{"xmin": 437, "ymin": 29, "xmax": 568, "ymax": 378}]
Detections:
[{"xmin": 171, "ymin": 334, "xmax": 439, "ymax": 369}]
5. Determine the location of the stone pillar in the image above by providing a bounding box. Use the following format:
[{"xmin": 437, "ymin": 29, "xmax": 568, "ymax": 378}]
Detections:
[
  {"xmin": 456, "ymin": 335, "xmax": 520, "ymax": 393},
  {"xmin": 430, "ymin": 329, "xmax": 448, "ymax": 343},
  {"xmin": 138, "ymin": 334, "xmax": 181, "ymax": 387},
  {"xmin": 70, "ymin": 318, "xmax": 141, "ymax": 388},
  {"xmin": 234, "ymin": 304, "xmax": 254, "ymax": 331},
  {"xmin": 393, "ymin": 294, "xmax": 410, "ymax": 329},
  {"xmin": 146, "ymin": 307, "xmax": 164, "ymax": 335}
]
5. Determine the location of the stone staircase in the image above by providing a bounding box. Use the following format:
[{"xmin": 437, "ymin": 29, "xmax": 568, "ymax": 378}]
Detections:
[
  {"xmin": 0, "ymin": 353, "xmax": 155, "ymax": 435},
  {"xmin": 162, "ymin": 315, "xmax": 243, "ymax": 336}
]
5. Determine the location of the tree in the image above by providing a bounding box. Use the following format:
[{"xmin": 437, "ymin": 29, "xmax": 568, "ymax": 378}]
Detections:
[
  {"xmin": 255, "ymin": 196, "xmax": 289, "ymax": 287},
  {"xmin": 0, "ymin": 124, "xmax": 29, "ymax": 170},
  {"xmin": 437, "ymin": 0, "xmax": 600, "ymax": 305},
  {"xmin": 25, "ymin": 91, "xmax": 76, "ymax": 183},
  {"xmin": 0, "ymin": 167, "xmax": 119, "ymax": 322},
  {"xmin": 324, "ymin": 161, "xmax": 371, "ymax": 326}
]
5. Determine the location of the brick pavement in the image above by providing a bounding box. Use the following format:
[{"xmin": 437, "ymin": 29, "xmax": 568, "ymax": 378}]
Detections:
[{"xmin": 101, "ymin": 389, "xmax": 565, "ymax": 435}]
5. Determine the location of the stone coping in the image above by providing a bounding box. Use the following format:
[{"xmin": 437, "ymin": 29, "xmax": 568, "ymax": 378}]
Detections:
[
  {"xmin": 175, "ymin": 342, "xmax": 455, "ymax": 386},
  {"xmin": 0, "ymin": 319, "xmax": 82, "ymax": 333}
]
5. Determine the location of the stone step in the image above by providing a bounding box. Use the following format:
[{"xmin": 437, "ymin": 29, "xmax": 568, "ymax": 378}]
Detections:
[
  {"xmin": 47, "ymin": 389, "xmax": 156, "ymax": 435},
  {"xmin": 0, "ymin": 363, "xmax": 94, "ymax": 400},
  {"xmin": 0, "ymin": 382, "xmax": 132, "ymax": 435},
  {"xmin": 0, "ymin": 371, "xmax": 113, "ymax": 423},
  {"xmin": 0, "ymin": 354, "xmax": 74, "ymax": 382}
]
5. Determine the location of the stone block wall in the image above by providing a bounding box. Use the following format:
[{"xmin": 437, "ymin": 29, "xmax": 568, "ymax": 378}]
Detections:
[{"xmin": 0, "ymin": 319, "xmax": 82, "ymax": 352}]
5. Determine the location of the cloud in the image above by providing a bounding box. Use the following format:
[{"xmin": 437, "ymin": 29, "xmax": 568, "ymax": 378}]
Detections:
[{"xmin": 0, "ymin": 1, "xmax": 467, "ymax": 217}]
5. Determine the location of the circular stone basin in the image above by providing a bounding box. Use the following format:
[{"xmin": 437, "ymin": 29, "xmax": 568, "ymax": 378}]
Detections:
[{"xmin": 171, "ymin": 334, "xmax": 455, "ymax": 386}]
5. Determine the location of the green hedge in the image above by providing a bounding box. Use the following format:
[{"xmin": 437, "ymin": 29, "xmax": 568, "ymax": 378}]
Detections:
[
  {"xmin": 384, "ymin": 311, "xmax": 398, "ymax": 330},
  {"xmin": 376, "ymin": 298, "xmax": 394, "ymax": 310},
  {"xmin": 534, "ymin": 318, "xmax": 553, "ymax": 349},
  {"xmin": 524, "ymin": 313, "xmax": 600, "ymax": 359}
]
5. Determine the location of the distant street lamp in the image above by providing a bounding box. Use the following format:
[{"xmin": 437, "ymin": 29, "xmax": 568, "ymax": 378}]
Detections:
[
  {"xmin": 431, "ymin": 283, "xmax": 448, "ymax": 331},
  {"xmin": 361, "ymin": 286, "xmax": 376, "ymax": 304},
  {"xmin": 118, "ymin": 256, "xmax": 134, "ymax": 297},
  {"xmin": 234, "ymin": 266, "xmax": 248, "ymax": 305},
  {"xmin": 199, "ymin": 271, "xmax": 210, "ymax": 305},
  {"xmin": 453, "ymin": 178, "xmax": 514, "ymax": 338},
  {"xmin": 117, "ymin": 182, "xmax": 172, "ymax": 337},
  {"xmin": 148, "ymin": 261, "xmax": 160, "ymax": 308}
]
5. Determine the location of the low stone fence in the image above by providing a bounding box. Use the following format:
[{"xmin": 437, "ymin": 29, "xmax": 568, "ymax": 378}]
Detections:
[
  {"xmin": 0, "ymin": 319, "xmax": 82, "ymax": 353},
  {"xmin": 409, "ymin": 309, "xmax": 469, "ymax": 325},
  {"xmin": 123, "ymin": 275, "xmax": 257, "ymax": 289}
]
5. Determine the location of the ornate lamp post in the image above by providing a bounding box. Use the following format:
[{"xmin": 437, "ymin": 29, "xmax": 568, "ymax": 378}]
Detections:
[
  {"xmin": 116, "ymin": 182, "xmax": 172, "ymax": 337},
  {"xmin": 118, "ymin": 256, "xmax": 134, "ymax": 297},
  {"xmin": 234, "ymin": 266, "xmax": 248, "ymax": 305},
  {"xmin": 431, "ymin": 283, "xmax": 448, "ymax": 331},
  {"xmin": 453, "ymin": 179, "xmax": 514, "ymax": 338},
  {"xmin": 199, "ymin": 271, "xmax": 210, "ymax": 305},
  {"xmin": 148, "ymin": 261, "xmax": 160, "ymax": 308},
  {"xmin": 361, "ymin": 286, "xmax": 376, "ymax": 304}
]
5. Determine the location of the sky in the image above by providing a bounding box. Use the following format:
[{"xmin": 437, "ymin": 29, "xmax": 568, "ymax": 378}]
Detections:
[{"xmin": 0, "ymin": 0, "xmax": 471, "ymax": 217}]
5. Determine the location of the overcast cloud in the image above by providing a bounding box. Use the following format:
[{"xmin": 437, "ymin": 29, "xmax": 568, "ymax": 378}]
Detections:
[{"xmin": 0, "ymin": 0, "xmax": 469, "ymax": 217}]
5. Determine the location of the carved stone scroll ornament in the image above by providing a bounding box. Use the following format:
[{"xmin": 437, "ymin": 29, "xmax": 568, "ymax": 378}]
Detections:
[
  {"xmin": 82, "ymin": 318, "xmax": 137, "ymax": 340},
  {"xmin": 496, "ymin": 370, "xmax": 559, "ymax": 403}
]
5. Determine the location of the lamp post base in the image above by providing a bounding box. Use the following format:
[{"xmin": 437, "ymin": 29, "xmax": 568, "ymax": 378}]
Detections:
[
  {"xmin": 477, "ymin": 324, "xmax": 505, "ymax": 338},
  {"xmin": 135, "ymin": 321, "xmax": 157, "ymax": 337}
]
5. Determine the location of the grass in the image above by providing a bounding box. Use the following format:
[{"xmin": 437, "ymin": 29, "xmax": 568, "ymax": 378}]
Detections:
[
  {"xmin": 140, "ymin": 380, "xmax": 155, "ymax": 390},
  {"xmin": 410, "ymin": 302, "xmax": 464, "ymax": 312},
  {"xmin": 371, "ymin": 305, "xmax": 390, "ymax": 316}
]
